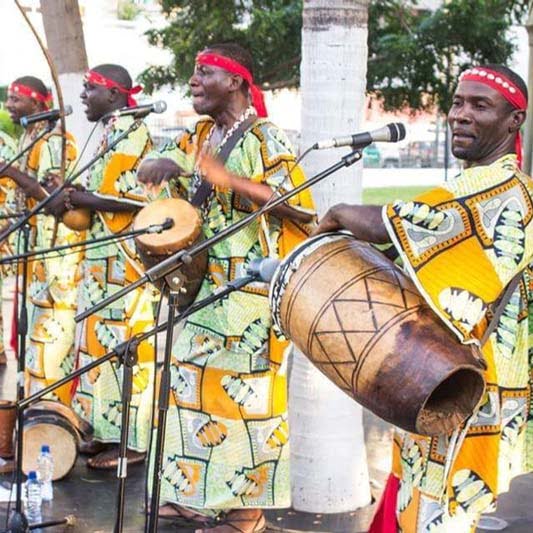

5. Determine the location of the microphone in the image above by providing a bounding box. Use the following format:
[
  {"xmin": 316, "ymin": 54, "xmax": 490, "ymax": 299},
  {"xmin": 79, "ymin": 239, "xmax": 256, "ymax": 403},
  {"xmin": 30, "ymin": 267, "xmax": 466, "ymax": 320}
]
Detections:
[
  {"xmin": 108, "ymin": 101, "xmax": 167, "ymax": 120},
  {"xmin": 20, "ymin": 105, "xmax": 73, "ymax": 128},
  {"xmin": 145, "ymin": 218, "xmax": 174, "ymax": 234},
  {"xmin": 247, "ymin": 257, "xmax": 280, "ymax": 283},
  {"xmin": 313, "ymin": 122, "xmax": 406, "ymax": 150}
]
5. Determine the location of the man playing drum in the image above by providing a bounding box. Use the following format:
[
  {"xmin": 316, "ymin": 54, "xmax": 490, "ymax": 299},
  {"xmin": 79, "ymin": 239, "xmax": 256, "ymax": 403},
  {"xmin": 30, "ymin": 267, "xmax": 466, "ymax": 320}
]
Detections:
[
  {"xmin": 3, "ymin": 76, "xmax": 82, "ymax": 406},
  {"xmin": 46, "ymin": 64, "xmax": 159, "ymax": 470},
  {"xmin": 138, "ymin": 43, "xmax": 315, "ymax": 533},
  {"xmin": 315, "ymin": 64, "xmax": 533, "ymax": 532}
]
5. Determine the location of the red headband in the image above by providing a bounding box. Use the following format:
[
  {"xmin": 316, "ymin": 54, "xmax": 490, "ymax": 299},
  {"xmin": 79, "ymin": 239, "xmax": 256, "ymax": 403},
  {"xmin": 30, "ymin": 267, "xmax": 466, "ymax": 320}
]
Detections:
[
  {"xmin": 84, "ymin": 70, "xmax": 142, "ymax": 107},
  {"xmin": 9, "ymin": 83, "xmax": 53, "ymax": 108},
  {"xmin": 196, "ymin": 52, "xmax": 267, "ymax": 118},
  {"xmin": 460, "ymin": 67, "xmax": 527, "ymax": 167}
]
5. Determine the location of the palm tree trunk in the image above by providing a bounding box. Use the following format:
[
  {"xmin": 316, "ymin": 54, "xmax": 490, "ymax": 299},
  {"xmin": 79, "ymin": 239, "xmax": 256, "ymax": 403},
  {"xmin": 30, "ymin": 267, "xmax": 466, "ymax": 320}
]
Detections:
[
  {"xmin": 40, "ymin": 0, "xmax": 94, "ymax": 158},
  {"xmin": 290, "ymin": 0, "xmax": 371, "ymax": 513}
]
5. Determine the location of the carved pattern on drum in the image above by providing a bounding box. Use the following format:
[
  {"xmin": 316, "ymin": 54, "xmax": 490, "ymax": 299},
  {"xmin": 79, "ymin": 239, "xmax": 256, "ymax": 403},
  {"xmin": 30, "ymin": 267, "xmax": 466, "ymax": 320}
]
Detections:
[{"xmin": 287, "ymin": 247, "xmax": 425, "ymax": 395}]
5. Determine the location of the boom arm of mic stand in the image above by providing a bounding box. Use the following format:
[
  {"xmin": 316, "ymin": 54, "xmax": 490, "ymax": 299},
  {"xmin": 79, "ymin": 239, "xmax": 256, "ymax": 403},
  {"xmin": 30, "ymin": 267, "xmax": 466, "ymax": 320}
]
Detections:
[
  {"xmin": 75, "ymin": 148, "xmax": 364, "ymax": 323},
  {"xmin": 19, "ymin": 273, "xmax": 257, "ymax": 410},
  {"xmin": 0, "ymin": 120, "xmax": 142, "ymax": 244},
  {"xmin": 0, "ymin": 218, "xmax": 173, "ymax": 265}
]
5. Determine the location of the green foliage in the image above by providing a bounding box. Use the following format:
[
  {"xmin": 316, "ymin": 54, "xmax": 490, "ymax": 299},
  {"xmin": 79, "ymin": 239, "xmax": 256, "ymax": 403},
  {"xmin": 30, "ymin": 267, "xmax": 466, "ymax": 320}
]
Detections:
[
  {"xmin": 141, "ymin": 0, "xmax": 527, "ymax": 114},
  {"xmin": 139, "ymin": 0, "xmax": 302, "ymax": 94},
  {"xmin": 117, "ymin": 0, "xmax": 142, "ymax": 21},
  {"xmin": 363, "ymin": 185, "xmax": 430, "ymax": 205},
  {"xmin": 368, "ymin": 0, "xmax": 529, "ymax": 113},
  {"xmin": 0, "ymin": 108, "xmax": 20, "ymax": 138}
]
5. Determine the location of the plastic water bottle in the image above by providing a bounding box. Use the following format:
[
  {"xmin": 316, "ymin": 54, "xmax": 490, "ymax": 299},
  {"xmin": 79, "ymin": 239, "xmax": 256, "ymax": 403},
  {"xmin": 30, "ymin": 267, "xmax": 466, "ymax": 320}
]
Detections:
[
  {"xmin": 25, "ymin": 470, "xmax": 42, "ymax": 526},
  {"xmin": 37, "ymin": 444, "xmax": 54, "ymax": 501}
]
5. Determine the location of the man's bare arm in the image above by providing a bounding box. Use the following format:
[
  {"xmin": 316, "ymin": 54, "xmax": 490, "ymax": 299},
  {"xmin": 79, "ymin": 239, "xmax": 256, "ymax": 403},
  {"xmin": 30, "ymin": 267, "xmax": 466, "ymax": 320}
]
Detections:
[{"xmin": 313, "ymin": 203, "xmax": 390, "ymax": 243}]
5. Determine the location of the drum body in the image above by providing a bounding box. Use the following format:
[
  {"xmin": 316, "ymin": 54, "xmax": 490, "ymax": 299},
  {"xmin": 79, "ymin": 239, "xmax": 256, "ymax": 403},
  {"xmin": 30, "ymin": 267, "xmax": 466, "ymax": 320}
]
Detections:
[
  {"xmin": 270, "ymin": 233, "xmax": 486, "ymax": 436},
  {"xmin": 133, "ymin": 198, "xmax": 208, "ymax": 307},
  {"xmin": 23, "ymin": 401, "xmax": 91, "ymax": 480},
  {"xmin": 0, "ymin": 400, "xmax": 16, "ymax": 458}
]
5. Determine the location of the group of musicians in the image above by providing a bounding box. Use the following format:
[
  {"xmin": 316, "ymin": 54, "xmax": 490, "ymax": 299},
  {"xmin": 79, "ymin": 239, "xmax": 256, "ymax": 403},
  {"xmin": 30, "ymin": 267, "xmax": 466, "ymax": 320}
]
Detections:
[{"xmin": 0, "ymin": 40, "xmax": 532, "ymax": 533}]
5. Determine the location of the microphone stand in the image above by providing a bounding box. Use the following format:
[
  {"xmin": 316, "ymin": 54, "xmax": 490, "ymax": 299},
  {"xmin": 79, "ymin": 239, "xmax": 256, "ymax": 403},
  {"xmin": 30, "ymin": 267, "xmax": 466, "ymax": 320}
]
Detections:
[
  {"xmin": 7, "ymin": 215, "xmax": 31, "ymax": 533},
  {"xmin": 76, "ymin": 148, "xmax": 364, "ymax": 323},
  {"xmin": 7, "ymin": 273, "xmax": 258, "ymax": 533},
  {"xmin": 3, "ymin": 118, "xmax": 141, "ymax": 533},
  {"xmin": 0, "ymin": 119, "xmax": 142, "ymax": 245}
]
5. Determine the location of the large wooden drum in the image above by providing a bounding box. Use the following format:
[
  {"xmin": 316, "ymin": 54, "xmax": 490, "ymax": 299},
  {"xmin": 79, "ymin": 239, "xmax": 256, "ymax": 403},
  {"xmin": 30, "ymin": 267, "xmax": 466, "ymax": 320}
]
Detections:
[
  {"xmin": 23, "ymin": 400, "xmax": 92, "ymax": 480},
  {"xmin": 133, "ymin": 198, "xmax": 208, "ymax": 307},
  {"xmin": 269, "ymin": 233, "xmax": 486, "ymax": 436}
]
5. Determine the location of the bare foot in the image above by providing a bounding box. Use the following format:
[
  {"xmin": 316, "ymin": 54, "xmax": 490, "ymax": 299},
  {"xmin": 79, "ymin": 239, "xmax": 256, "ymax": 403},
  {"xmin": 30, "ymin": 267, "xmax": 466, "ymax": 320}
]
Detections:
[
  {"xmin": 79, "ymin": 439, "xmax": 110, "ymax": 456},
  {"xmin": 196, "ymin": 509, "xmax": 265, "ymax": 533},
  {"xmin": 86, "ymin": 446, "xmax": 146, "ymax": 469},
  {"xmin": 156, "ymin": 503, "xmax": 210, "ymax": 524}
]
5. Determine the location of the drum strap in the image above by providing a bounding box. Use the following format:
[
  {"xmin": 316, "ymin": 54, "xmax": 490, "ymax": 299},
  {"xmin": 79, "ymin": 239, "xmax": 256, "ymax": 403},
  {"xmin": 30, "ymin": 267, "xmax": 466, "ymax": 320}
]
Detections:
[
  {"xmin": 480, "ymin": 269, "xmax": 525, "ymax": 347},
  {"xmin": 191, "ymin": 115, "xmax": 258, "ymax": 208}
]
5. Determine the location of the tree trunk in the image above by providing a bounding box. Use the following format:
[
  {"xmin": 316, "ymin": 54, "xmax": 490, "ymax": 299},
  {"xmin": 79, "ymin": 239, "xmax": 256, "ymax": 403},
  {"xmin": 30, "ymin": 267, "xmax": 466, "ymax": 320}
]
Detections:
[
  {"xmin": 523, "ymin": 2, "xmax": 533, "ymax": 175},
  {"xmin": 291, "ymin": 0, "xmax": 371, "ymax": 513},
  {"xmin": 40, "ymin": 0, "xmax": 94, "ymax": 159}
]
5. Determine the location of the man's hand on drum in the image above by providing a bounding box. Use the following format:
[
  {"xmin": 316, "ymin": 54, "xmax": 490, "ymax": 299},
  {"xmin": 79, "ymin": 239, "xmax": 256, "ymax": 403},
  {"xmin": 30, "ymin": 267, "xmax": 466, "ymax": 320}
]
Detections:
[
  {"xmin": 137, "ymin": 158, "xmax": 185, "ymax": 195},
  {"xmin": 313, "ymin": 204, "xmax": 390, "ymax": 244}
]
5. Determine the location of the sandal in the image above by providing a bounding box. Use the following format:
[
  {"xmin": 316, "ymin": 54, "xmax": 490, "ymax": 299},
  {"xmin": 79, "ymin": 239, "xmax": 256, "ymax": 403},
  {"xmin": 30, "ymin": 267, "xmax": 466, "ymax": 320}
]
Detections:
[
  {"xmin": 86, "ymin": 447, "xmax": 146, "ymax": 470},
  {"xmin": 196, "ymin": 509, "xmax": 266, "ymax": 533}
]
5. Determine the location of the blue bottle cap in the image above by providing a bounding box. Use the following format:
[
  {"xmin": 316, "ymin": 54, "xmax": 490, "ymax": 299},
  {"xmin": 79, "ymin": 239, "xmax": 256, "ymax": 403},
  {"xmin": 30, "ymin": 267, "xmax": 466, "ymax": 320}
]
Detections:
[
  {"xmin": 28, "ymin": 471, "xmax": 38, "ymax": 480},
  {"xmin": 41, "ymin": 445, "xmax": 50, "ymax": 453}
]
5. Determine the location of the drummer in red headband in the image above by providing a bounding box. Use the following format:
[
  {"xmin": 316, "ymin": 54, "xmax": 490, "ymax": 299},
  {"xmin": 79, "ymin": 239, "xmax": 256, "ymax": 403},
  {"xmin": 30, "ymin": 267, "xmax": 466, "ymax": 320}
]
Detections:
[
  {"xmin": 316, "ymin": 64, "xmax": 532, "ymax": 533},
  {"xmin": 138, "ymin": 43, "xmax": 315, "ymax": 532},
  {"xmin": 42, "ymin": 64, "xmax": 160, "ymax": 473}
]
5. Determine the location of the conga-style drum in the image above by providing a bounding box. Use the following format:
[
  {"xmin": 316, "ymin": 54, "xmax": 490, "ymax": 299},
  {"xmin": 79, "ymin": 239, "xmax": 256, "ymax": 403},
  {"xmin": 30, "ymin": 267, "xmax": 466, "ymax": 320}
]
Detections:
[
  {"xmin": 269, "ymin": 233, "xmax": 486, "ymax": 436},
  {"xmin": 133, "ymin": 198, "xmax": 208, "ymax": 307},
  {"xmin": 23, "ymin": 400, "xmax": 92, "ymax": 480},
  {"xmin": 0, "ymin": 400, "xmax": 16, "ymax": 458}
]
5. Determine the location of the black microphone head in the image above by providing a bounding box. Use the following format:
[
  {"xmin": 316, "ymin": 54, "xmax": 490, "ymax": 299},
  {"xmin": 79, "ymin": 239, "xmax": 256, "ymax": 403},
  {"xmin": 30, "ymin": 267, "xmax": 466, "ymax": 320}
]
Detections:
[
  {"xmin": 387, "ymin": 122, "xmax": 406, "ymax": 142},
  {"xmin": 153, "ymin": 101, "xmax": 167, "ymax": 114}
]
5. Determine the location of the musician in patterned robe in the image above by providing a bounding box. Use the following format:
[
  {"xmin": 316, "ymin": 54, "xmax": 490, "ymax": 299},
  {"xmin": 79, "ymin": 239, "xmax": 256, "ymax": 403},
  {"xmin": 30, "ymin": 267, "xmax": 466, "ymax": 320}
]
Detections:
[
  {"xmin": 315, "ymin": 64, "xmax": 533, "ymax": 532},
  {"xmin": 3, "ymin": 77, "xmax": 81, "ymax": 405},
  {"xmin": 0, "ymin": 129, "xmax": 17, "ymax": 365},
  {"xmin": 138, "ymin": 43, "xmax": 315, "ymax": 532},
  {"xmin": 47, "ymin": 64, "xmax": 158, "ymax": 469}
]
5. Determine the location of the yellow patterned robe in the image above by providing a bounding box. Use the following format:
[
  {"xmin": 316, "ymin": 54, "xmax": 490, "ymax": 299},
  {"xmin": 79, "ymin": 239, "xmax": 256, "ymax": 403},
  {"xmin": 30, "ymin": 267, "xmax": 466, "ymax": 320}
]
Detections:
[
  {"xmin": 147, "ymin": 117, "xmax": 315, "ymax": 511},
  {"xmin": 7, "ymin": 124, "xmax": 83, "ymax": 406},
  {"xmin": 382, "ymin": 155, "xmax": 533, "ymax": 532},
  {"xmin": 72, "ymin": 116, "xmax": 158, "ymax": 452}
]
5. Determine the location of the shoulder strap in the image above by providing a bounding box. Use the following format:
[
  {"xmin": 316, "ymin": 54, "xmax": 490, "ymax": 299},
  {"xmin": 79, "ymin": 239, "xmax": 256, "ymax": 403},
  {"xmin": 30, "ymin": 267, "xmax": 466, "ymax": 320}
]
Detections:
[
  {"xmin": 480, "ymin": 269, "xmax": 525, "ymax": 347},
  {"xmin": 191, "ymin": 115, "xmax": 258, "ymax": 208}
]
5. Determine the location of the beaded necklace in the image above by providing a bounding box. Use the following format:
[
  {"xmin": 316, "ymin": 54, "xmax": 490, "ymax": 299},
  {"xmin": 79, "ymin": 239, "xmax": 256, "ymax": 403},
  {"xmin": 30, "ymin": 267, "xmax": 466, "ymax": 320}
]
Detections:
[{"xmin": 191, "ymin": 106, "xmax": 256, "ymax": 209}]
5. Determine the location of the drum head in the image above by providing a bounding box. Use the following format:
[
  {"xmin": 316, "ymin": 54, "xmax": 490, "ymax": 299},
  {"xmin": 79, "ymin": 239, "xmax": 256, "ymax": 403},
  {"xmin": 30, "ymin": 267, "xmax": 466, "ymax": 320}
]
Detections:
[
  {"xmin": 23, "ymin": 415, "xmax": 78, "ymax": 480},
  {"xmin": 134, "ymin": 198, "xmax": 202, "ymax": 256}
]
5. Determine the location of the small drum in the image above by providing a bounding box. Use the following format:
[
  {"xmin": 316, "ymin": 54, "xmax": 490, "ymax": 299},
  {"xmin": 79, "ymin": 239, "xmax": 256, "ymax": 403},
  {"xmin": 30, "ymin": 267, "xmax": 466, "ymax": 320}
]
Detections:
[
  {"xmin": 0, "ymin": 400, "xmax": 16, "ymax": 458},
  {"xmin": 270, "ymin": 233, "xmax": 486, "ymax": 436},
  {"xmin": 133, "ymin": 198, "xmax": 208, "ymax": 307},
  {"xmin": 23, "ymin": 400, "xmax": 92, "ymax": 480}
]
